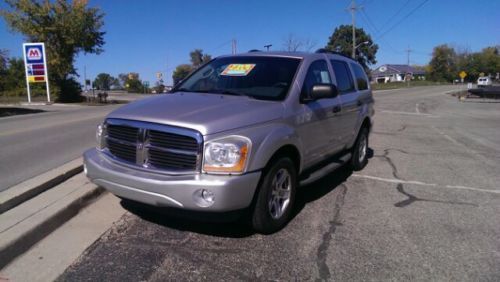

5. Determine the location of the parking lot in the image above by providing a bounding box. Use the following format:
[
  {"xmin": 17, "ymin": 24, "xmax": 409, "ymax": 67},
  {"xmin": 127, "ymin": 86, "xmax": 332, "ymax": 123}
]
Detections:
[{"xmin": 52, "ymin": 85, "xmax": 500, "ymax": 281}]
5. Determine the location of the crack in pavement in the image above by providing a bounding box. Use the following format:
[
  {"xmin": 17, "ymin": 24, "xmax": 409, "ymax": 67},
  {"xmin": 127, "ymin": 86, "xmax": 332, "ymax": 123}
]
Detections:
[
  {"xmin": 315, "ymin": 184, "xmax": 347, "ymax": 282},
  {"xmin": 374, "ymin": 149, "xmax": 478, "ymax": 208},
  {"xmin": 394, "ymin": 184, "xmax": 478, "ymax": 208},
  {"xmin": 374, "ymin": 149, "xmax": 403, "ymax": 180}
]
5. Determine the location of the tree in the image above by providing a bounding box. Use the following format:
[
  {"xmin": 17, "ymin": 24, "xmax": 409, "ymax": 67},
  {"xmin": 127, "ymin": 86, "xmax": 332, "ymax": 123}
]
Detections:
[
  {"xmin": 0, "ymin": 49, "xmax": 8, "ymax": 71},
  {"xmin": 92, "ymin": 73, "xmax": 117, "ymax": 90},
  {"xmin": 282, "ymin": 34, "xmax": 317, "ymax": 52},
  {"xmin": 1, "ymin": 0, "xmax": 105, "ymax": 102},
  {"xmin": 117, "ymin": 72, "xmax": 143, "ymax": 93},
  {"xmin": 189, "ymin": 49, "xmax": 211, "ymax": 68},
  {"xmin": 428, "ymin": 44, "xmax": 457, "ymax": 82},
  {"xmin": 172, "ymin": 64, "xmax": 193, "ymax": 85},
  {"xmin": 325, "ymin": 25, "xmax": 378, "ymax": 71},
  {"xmin": 1, "ymin": 58, "xmax": 27, "ymax": 96},
  {"xmin": 0, "ymin": 49, "xmax": 8, "ymax": 92}
]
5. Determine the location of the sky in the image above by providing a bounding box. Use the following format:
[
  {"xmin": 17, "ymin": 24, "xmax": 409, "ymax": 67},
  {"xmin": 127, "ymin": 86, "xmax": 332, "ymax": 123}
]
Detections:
[{"xmin": 1, "ymin": 0, "xmax": 499, "ymax": 86}]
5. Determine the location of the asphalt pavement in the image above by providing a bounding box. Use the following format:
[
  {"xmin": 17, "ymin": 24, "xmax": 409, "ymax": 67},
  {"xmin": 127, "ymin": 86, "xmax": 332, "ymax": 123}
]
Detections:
[
  {"xmin": 54, "ymin": 85, "xmax": 500, "ymax": 281},
  {"xmin": 0, "ymin": 104, "xmax": 120, "ymax": 191}
]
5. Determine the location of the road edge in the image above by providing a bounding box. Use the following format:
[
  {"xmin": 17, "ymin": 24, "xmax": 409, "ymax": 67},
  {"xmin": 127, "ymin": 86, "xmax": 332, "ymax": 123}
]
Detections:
[{"xmin": 0, "ymin": 158, "xmax": 83, "ymax": 214}]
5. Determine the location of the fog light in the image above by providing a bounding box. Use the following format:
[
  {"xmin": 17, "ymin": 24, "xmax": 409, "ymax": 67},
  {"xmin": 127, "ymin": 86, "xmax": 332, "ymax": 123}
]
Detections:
[
  {"xmin": 193, "ymin": 189, "xmax": 215, "ymax": 207},
  {"xmin": 201, "ymin": 189, "xmax": 215, "ymax": 203}
]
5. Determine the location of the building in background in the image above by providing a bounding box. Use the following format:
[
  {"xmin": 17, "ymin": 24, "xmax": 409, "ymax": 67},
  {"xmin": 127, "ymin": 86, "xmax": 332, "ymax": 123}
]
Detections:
[{"xmin": 371, "ymin": 64, "xmax": 426, "ymax": 83}]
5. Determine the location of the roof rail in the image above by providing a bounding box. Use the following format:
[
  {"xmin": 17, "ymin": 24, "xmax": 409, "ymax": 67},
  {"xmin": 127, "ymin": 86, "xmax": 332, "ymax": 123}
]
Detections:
[{"xmin": 315, "ymin": 48, "xmax": 356, "ymax": 61}]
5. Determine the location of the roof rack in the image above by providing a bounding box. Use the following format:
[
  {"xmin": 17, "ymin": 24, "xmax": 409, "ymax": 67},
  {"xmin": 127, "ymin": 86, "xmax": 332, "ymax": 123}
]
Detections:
[{"xmin": 315, "ymin": 48, "xmax": 356, "ymax": 61}]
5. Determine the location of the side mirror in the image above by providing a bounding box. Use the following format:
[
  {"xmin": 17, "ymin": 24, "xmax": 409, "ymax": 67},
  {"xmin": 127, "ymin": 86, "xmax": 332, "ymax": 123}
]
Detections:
[{"xmin": 310, "ymin": 83, "xmax": 339, "ymax": 100}]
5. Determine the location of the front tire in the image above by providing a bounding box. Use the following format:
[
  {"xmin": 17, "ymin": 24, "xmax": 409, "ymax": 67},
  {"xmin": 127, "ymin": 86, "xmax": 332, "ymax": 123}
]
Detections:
[
  {"xmin": 350, "ymin": 126, "xmax": 369, "ymax": 171},
  {"xmin": 251, "ymin": 158, "xmax": 297, "ymax": 234}
]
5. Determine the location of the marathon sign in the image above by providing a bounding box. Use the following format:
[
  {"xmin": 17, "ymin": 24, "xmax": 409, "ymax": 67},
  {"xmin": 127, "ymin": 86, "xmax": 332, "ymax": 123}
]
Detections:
[
  {"xmin": 23, "ymin": 42, "xmax": 51, "ymax": 102},
  {"xmin": 23, "ymin": 43, "xmax": 47, "ymax": 83}
]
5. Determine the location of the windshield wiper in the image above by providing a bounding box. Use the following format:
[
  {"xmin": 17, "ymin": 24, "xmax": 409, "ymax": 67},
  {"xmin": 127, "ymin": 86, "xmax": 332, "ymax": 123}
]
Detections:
[{"xmin": 170, "ymin": 88, "xmax": 209, "ymax": 93}]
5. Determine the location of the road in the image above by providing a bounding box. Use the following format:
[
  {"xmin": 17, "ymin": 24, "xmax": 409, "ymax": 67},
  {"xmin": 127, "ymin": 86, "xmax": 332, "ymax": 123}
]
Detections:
[
  {"xmin": 0, "ymin": 104, "xmax": 121, "ymax": 191},
  {"xmin": 54, "ymin": 85, "xmax": 500, "ymax": 281}
]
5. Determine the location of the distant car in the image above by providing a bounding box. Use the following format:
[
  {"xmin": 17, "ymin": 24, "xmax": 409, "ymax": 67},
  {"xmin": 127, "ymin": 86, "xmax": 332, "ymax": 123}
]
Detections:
[{"xmin": 477, "ymin": 76, "xmax": 492, "ymax": 88}]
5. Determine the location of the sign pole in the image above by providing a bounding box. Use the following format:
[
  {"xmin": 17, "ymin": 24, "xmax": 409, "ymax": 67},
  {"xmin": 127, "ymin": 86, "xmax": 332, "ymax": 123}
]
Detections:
[
  {"xmin": 22, "ymin": 43, "xmax": 32, "ymax": 103},
  {"xmin": 41, "ymin": 43, "xmax": 51, "ymax": 102}
]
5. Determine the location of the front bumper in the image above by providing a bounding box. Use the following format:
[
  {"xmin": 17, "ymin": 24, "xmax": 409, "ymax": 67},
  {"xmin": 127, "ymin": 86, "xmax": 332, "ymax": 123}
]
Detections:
[{"xmin": 83, "ymin": 148, "xmax": 261, "ymax": 212}]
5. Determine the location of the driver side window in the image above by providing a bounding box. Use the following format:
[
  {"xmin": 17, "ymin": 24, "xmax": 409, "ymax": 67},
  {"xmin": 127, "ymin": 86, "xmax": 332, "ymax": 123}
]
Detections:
[{"xmin": 301, "ymin": 60, "xmax": 331, "ymax": 99}]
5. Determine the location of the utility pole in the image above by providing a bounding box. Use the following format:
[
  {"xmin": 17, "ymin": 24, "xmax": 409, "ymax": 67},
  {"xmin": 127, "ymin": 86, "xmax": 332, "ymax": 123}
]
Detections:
[
  {"xmin": 348, "ymin": 0, "xmax": 362, "ymax": 59},
  {"xmin": 264, "ymin": 44, "xmax": 272, "ymax": 51},
  {"xmin": 231, "ymin": 39, "xmax": 237, "ymax": 54},
  {"xmin": 84, "ymin": 65, "xmax": 87, "ymax": 92},
  {"xmin": 406, "ymin": 46, "xmax": 412, "ymax": 87}
]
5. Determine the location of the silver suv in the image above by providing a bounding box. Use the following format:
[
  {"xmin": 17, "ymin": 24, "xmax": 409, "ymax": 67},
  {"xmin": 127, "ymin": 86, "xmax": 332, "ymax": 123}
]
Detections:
[{"xmin": 83, "ymin": 50, "xmax": 374, "ymax": 233}]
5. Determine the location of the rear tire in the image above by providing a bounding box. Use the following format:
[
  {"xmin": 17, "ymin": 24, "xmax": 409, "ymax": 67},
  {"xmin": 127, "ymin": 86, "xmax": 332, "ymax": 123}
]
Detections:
[
  {"xmin": 251, "ymin": 158, "xmax": 297, "ymax": 234},
  {"xmin": 350, "ymin": 126, "xmax": 369, "ymax": 171}
]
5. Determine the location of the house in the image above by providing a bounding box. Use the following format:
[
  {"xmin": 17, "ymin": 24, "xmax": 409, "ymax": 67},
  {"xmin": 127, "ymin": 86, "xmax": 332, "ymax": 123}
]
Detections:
[{"xmin": 371, "ymin": 64, "xmax": 426, "ymax": 83}]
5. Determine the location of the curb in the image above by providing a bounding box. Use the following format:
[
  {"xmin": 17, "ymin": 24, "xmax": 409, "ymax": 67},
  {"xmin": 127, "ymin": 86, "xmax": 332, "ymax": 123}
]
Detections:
[
  {"xmin": 0, "ymin": 158, "xmax": 83, "ymax": 214},
  {"xmin": 0, "ymin": 182, "xmax": 105, "ymax": 269}
]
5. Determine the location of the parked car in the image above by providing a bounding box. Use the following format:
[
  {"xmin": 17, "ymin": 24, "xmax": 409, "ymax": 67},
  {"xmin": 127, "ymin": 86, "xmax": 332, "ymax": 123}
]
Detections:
[
  {"xmin": 477, "ymin": 76, "xmax": 492, "ymax": 87},
  {"xmin": 83, "ymin": 50, "xmax": 374, "ymax": 233}
]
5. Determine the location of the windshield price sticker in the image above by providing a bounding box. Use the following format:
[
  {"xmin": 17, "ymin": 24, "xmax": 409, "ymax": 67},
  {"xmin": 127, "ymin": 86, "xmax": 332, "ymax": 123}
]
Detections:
[{"xmin": 221, "ymin": 64, "xmax": 256, "ymax": 76}]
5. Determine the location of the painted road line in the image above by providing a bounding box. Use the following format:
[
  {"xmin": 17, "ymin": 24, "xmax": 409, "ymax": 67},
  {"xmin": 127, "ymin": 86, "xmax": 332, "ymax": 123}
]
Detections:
[
  {"xmin": 380, "ymin": 110, "xmax": 439, "ymax": 117},
  {"xmin": 352, "ymin": 174, "xmax": 500, "ymax": 195}
]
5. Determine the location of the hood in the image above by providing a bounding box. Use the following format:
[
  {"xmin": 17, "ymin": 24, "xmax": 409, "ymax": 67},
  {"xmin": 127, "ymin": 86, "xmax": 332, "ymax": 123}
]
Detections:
[{"xmin": 107, "ymin": 92, "xmax": 284, "ymax": 135}]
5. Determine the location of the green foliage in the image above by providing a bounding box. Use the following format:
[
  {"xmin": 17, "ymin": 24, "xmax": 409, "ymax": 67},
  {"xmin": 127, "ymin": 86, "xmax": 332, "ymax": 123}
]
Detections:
[
  {"xmin": 172, "ymin": 49, "xmax": 212, "ymax": 86},
  {"xmin": 92, "ymin": 73, "xmax": 118, "ymax": 90},
  {"xmin": 325, "ymin": 25, "xmax": 378, "ymax": 71},
  {"xmin": 429, "ymin": 45, "xmax": 499, "ymax": 82},
  {"xmin": 0, "ymin": 49, "xmax": 8, "ymax": 71},
  {"xmin": 0, "ymin": 58, "xmax": 25, "ymax": 95},
  {"xmin": 118, "ymin": 73, "xmax": 144, "ymax": 93},
  {"xmin": 428, "ymin": 44, "xmax": 457, "ymax": 82},
  {"xmin": 1, "ymin": 0, "xmax": 105, "ymax": 102},
  {"xmin": 172, "ymin": 64, "xmax": 193, "ymax": 86},
  {"xmin": 189, "ymin": 49, "xmax": 211, "ymax": 67}
]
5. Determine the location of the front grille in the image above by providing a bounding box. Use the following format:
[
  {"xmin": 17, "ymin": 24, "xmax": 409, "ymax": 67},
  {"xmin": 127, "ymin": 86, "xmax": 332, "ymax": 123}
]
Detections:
[
  {"xmin": 148, "ymin": 148, "xmax": 198, "ymax": 170},
  {"xmin": 104, "ymin": 119, "xmax": 202, "ymax": 173},
  {"xmin": 107, "ymin": 138, "xmax": 136, "ymax": 163}
]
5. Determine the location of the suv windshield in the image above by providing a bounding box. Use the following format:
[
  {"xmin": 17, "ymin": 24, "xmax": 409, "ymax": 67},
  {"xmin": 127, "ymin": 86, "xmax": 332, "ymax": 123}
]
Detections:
[{"xmin": 173, "ymin": 56, "xmax": 301, "ymax": 101}]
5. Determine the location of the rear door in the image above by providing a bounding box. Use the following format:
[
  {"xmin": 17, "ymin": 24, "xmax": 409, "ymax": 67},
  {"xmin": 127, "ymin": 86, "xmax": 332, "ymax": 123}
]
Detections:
[{"xmin": 330, "ymin": 59, "xmax": 360, "ymax": 147}]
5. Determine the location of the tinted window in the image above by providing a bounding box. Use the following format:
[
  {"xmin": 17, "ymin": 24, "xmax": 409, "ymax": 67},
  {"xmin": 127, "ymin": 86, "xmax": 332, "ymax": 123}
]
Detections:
[
  {"xmin": 350, "ymin": 62, "xmax": 369, "ymax": 90},
  {"xmin": 301, "ymin": 60, "xmax": 332, "ymax": 98},
  {"xmin": 331, "ymin": 60, "xmax": 355, "ymax": 94},
  {"xmin": 175, "ymin": 56, "xmax": 301, "ymax": 101}
]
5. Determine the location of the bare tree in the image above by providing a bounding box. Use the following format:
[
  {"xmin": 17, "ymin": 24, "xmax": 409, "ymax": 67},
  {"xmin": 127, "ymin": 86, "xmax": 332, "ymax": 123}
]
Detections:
[{"xmin": 282, "ymin": 34, "xmax": 317, "ymax": 52}]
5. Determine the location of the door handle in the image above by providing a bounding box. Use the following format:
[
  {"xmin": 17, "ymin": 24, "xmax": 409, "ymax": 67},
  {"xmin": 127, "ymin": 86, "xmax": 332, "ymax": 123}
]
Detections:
[{"xmin": 332, "ymin": 106, "xmax": 341, "ymax": 113}]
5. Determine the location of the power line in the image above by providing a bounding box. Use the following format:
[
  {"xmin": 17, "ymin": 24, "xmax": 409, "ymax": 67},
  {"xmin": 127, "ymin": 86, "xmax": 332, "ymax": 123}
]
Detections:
[
  {"xmin": 376, "ymin": 0, "xmax": 430, "ymax": 40},
  {"xmin": 359, "ymin": 9, "xmax": 402, "ymax": 54},
  {"xmin": 378, "ymin": 0, "xmax": 411, "ymax": 33}
]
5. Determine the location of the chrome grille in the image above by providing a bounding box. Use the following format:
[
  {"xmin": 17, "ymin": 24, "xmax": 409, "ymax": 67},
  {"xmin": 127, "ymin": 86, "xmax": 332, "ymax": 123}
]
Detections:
[
  {"xmin": 104, "ymin": 119, "xmax": 202, "ymax": 173},
  {"xmin": 107, "ymin": 125, "xmax": 138, "ymax": 143},
  {"xmin": 107, "ymin": 138, "xmax": 136, "ymax": 163},
  {"xmin": 147, "ymin": 148, "xmax": 198, "ymax": 170}
]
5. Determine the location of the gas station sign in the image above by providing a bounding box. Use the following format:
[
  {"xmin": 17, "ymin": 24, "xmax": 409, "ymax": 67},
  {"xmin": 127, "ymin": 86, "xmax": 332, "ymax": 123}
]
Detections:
[{"xmin": 23, "ymin": 42, "xmax": 51, "ymax": 102}]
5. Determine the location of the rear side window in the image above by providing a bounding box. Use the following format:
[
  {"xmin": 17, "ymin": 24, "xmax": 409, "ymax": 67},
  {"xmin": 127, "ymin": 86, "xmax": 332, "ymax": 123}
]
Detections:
[
  {"xmin": 301, "ymin": 60, "xmax": 332, "ymax": 98},
  {"xmin": 331, "ymin": 60, "xmax": 355, "ymax": 94},
  {"xmin": 350, "ymin": 62, "xmax": 369, "ymax": 90}
]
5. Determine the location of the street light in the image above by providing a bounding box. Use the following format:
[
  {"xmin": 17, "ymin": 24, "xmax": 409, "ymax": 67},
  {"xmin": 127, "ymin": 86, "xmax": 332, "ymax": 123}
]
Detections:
[
  {"xmin": 353, "ymin": 41, "xmax": 370, "ymax": 58},
  {"xmin": 264, "ymin": 44, "xmax": 272, "ymax": 51}
]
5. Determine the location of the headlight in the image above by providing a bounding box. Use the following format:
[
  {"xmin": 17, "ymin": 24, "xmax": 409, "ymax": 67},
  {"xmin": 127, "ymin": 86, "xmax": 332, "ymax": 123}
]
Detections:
[
  {"xmin": 203, "ymin": 136, "xmax": 251, "ymax": 174},
  {"xmin": 96, "ymin": 123, "xmax": 107, "ymax": 150}
]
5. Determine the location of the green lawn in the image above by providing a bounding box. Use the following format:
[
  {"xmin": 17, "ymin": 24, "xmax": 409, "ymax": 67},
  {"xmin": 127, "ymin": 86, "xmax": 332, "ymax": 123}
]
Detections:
[{"xmin": 371, "ymin": 81, "xmax": 451, "ymax": 91}]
